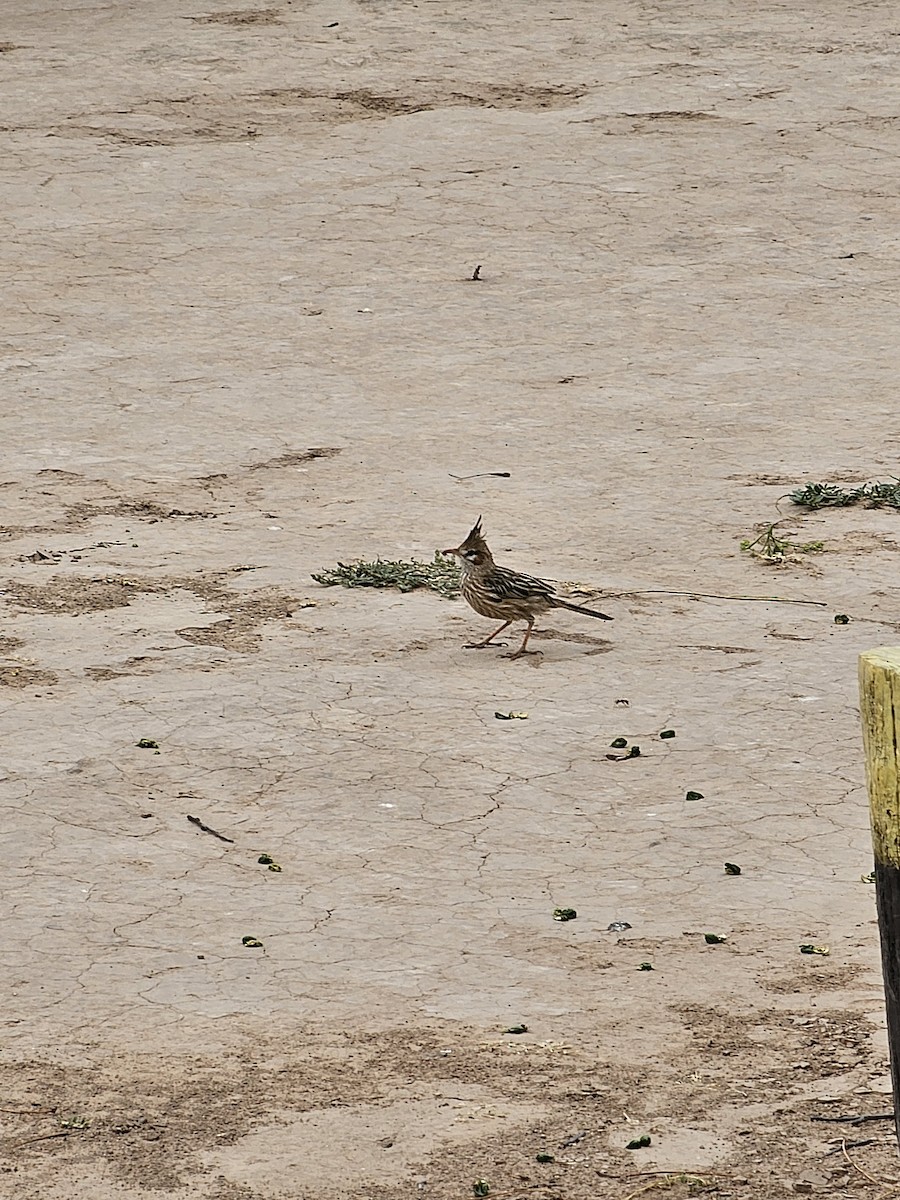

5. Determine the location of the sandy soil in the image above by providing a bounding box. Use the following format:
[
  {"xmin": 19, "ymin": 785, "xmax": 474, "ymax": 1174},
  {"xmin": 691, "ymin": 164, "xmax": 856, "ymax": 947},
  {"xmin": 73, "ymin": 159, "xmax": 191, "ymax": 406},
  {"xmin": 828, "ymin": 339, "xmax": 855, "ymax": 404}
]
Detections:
[{"xmin": 4, "ymin": 1, "xmax": 900, "ymax": 1196}]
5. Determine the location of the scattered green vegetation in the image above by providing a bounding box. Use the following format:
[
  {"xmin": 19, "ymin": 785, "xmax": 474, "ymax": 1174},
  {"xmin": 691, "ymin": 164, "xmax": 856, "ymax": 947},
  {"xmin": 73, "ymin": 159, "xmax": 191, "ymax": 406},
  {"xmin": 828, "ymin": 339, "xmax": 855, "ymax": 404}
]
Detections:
[
  {"xmin": 744, "ymin": 475, "xmax": 900, "ymax": 564},
  {"xmin": 312, "ymin": 553, "xmax": 460, "ymax": 598},
  {"xmin": 704, "ymin": 933, "xmax": 727, "ymax": 945},
  {"xmin": 791, "ymin": 478, "xmax": 900, "ymax": 509},
  {"xmin": 741, "ymin": 521, "xmax": 823, "ymax": 561},
  {"xmin": 59, "ymin": 1114, "xmax": 89, "ymax": 1131}
]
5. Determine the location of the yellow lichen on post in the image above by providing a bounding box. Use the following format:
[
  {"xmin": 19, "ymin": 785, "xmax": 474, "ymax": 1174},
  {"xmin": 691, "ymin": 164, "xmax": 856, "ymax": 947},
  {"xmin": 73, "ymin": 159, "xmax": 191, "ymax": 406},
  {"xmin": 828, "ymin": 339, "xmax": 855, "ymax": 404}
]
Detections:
[
  {"xmin": 860, "ymin": 647, "xmax": 900, "ymax": 869},
  {"xmin": 860, "ymin": 646, "xmax": 900, "ymax": 1151}
]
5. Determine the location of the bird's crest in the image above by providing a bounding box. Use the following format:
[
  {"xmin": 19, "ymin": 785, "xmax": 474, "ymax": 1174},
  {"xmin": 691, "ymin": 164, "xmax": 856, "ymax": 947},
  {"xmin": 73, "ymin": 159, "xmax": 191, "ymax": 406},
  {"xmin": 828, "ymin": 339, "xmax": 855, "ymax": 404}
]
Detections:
[{"xmin": 459, "ymin": 516, "xmax": 489, "ymax": 556}]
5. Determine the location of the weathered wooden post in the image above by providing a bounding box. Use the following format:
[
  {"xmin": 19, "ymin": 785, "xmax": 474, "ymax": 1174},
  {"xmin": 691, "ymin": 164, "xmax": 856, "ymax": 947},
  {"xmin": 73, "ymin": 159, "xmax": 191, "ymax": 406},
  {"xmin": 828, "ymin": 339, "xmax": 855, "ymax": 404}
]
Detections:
[{"xmin": 860, "ymin": 646, "xmax": 900, "ymax": 1147}]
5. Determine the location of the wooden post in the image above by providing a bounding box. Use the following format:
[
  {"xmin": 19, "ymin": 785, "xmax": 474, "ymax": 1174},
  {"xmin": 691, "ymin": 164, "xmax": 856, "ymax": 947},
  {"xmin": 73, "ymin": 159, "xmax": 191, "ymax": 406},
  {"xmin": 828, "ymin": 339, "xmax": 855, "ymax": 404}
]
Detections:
[{"xmin": 860, "ymin": 646, "xmax": 900, "ymax": 1148}]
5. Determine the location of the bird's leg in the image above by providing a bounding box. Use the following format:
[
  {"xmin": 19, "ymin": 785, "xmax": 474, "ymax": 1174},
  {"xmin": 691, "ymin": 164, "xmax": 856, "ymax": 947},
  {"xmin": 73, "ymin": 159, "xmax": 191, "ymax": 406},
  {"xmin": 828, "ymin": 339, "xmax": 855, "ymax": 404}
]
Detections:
[
  {"xmin": 465, "ymin": 620, "xmax": 512, "ymax": 649},
  {"xmin": 503, "ymin": 619, "xmax": 541, "ymax": 660}
]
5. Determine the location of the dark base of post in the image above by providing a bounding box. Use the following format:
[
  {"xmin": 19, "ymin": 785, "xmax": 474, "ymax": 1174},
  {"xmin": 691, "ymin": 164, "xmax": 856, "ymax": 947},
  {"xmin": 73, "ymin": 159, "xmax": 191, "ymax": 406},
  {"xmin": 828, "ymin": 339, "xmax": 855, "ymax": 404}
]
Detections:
[{"xmin": 875, "ymin": 860, "xmax": 900, "ymax": 1151}]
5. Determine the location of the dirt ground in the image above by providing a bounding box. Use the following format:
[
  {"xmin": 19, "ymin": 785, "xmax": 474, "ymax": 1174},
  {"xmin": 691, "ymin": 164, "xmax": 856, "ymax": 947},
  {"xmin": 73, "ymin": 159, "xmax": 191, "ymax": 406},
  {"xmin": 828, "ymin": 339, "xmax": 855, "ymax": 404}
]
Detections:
[{"xmin": 5, "ymin": 0, "xmax": 900, "ymax": 1196}]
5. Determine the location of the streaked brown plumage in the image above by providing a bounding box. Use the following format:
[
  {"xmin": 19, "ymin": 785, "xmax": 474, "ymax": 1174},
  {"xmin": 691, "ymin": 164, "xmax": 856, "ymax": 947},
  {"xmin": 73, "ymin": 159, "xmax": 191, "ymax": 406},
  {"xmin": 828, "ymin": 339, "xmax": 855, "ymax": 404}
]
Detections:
[{"xmin": 442, "ymin": 517, "xmax": 613, "ymax": 659}]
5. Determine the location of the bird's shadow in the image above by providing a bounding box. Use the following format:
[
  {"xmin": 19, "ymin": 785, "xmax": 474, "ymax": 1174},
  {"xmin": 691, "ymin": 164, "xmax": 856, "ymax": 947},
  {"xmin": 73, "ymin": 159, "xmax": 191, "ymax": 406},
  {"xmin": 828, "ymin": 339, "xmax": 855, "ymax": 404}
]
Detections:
[{"xmin": 531, "ymin": 627, "xmax": 614, "ymax": 657}]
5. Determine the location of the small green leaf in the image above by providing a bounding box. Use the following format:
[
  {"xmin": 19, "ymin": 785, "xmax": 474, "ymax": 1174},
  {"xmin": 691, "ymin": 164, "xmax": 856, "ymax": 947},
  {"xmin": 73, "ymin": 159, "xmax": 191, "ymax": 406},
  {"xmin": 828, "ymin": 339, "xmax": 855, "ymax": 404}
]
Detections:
[
  {"xmin": 553, "ymin": 907, "xmax": 577, "ymax": 922},
  {"xmin": 257, "ymin": 854, "xmax": 274, "ymax": 865},
  {"xmin": 724, "ymin": 862, "xmax": 741, "ymax": 876},
  {"xmin": 473, "ymin": 1181, "xmax": 491, "ymax": 1197},
  {"xmin": 685, "ymin": 790, "xmax": 704, "ymax": 801},
  {"xmin": 536, "ymin": 1153, "xmax": 555, "ymax": 1163},
  {"xmin": 800, "ymin": 943, "xmax": 830, "ymax": 956},
  {"xmin": 610, "ymin": 737, "xmax": 628, "ymax": 748},
  {"xmin": 242, "ymin": 935, "xmax": 264, "ymax": 948},
  {"xmin": 267, "ymin": 863, "xmax": 283, "ymax": 873},
  {"xmin": 505, "ymin": 1024, "xmax": 528, "ymax": 1034},
  {"xmin": 704, "ymin": 933, "xmax": 727, "ymax": 944},
  {"xmin": 136, "ymin": 738, "xmax": 159, "ymax": 749},
  {"xmin": 861, "ymin": 870, "xmax": 876, "ymax": 884},
  {"xmin": 834, "ymin": 613, "xmax": 850, "ymax": 625},
  {"xmin": 659, "ymin": 729, "xmax": 676, "ymax": 739},
  {"xmin": 638, "ymin": 962, "xmax": 654, "ymax": 971}
]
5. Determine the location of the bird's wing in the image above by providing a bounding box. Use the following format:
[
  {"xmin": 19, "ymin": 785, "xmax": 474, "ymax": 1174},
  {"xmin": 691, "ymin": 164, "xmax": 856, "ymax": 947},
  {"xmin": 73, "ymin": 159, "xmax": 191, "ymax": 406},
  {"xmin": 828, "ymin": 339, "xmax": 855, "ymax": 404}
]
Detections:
[{"xmin": 484, "ymin": 566, "xmax": 557, "ymax": 603}]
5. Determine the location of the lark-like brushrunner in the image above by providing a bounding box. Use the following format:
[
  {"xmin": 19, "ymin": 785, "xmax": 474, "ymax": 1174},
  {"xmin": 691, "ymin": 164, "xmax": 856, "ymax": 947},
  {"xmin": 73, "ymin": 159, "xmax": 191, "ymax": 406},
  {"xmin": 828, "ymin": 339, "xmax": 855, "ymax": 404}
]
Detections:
[{"xmin": 443, "ymin": 517, "xmax": 613, "ymax": 659}]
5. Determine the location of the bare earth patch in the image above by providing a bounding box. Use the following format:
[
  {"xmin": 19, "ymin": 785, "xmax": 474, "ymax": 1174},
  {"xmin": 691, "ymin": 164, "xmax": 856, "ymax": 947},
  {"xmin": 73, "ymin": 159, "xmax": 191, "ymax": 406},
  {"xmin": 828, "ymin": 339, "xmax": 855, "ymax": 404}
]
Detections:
[{"xmin": 1, "ymin": 0, "xmax": 899, "ymax": 1197}]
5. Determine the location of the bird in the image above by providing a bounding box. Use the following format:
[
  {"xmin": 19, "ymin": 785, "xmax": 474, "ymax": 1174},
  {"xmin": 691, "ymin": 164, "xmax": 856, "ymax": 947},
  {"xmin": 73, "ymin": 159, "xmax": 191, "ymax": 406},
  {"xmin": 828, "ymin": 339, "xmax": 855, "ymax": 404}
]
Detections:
[{"xmin": 442, "ymin": 517, "xmax": 613, "ymax": 660}]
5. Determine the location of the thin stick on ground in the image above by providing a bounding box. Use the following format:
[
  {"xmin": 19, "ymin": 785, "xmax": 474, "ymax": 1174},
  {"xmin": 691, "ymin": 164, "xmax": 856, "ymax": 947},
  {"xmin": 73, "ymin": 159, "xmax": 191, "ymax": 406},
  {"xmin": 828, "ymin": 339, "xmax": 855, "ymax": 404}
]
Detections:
[
  {"xmin": 13, "ymin": 1129, "xmax": 84, "ymax": 1149},
  {"xmin": 604, "ymin": 589, "xmax": 828, "ymax": 607},
  {"xmin": 841, "ymin": 1138, "xmax": 897, "ymax": 1186}
]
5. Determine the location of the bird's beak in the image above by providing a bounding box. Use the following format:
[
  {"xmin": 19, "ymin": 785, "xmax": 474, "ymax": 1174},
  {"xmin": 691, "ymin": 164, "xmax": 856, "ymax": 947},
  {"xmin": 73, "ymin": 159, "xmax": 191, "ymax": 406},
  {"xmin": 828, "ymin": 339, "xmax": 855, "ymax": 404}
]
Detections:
[{"xmin": 442, "ymin": 546, "xmax": 460, "ymax": 557}]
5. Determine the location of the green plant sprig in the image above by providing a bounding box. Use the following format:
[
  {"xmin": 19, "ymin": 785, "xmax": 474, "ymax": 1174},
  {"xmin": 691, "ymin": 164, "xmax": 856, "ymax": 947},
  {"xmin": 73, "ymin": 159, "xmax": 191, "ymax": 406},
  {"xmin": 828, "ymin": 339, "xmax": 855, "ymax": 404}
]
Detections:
[{"xmin": 312, "ymin": 552, "xmax": 460, "ymax": 599}]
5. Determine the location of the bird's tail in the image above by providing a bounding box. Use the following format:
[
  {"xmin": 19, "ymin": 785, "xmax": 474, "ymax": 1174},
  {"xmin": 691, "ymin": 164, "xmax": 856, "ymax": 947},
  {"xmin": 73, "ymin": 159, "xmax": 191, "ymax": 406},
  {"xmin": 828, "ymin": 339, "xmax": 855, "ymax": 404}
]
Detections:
[{"xmin": 554, "ymin": 598, "xmax": 614, "ymax": 621}]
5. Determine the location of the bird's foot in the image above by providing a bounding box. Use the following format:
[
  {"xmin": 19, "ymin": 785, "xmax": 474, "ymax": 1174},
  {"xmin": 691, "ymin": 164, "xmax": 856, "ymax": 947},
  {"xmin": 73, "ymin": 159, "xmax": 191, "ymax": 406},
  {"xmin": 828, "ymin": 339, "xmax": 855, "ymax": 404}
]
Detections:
[
  {"xmin": 502, "ymin": 649, "xmax": 542, "ymax": 661},
  {"xmin": 465, "ymin": 641, "xmax": 508, "ymax": 650}
]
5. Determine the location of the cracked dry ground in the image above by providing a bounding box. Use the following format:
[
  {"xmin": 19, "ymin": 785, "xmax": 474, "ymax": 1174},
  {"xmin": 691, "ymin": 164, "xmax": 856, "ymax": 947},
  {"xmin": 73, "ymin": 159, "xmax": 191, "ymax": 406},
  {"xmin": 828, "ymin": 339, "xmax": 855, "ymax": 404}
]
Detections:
[{"xmin": 4, "ymin": 0, "xmax": 900, "ymax": 1197}]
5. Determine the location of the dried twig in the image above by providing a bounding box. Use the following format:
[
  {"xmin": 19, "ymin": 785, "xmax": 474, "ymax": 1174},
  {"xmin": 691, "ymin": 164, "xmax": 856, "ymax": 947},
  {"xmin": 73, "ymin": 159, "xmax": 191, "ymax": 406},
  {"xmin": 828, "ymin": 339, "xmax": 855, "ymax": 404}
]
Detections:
[
  {"xmin": 607, "ymin": 589, "xmax": 827, "ymax": 606},
  {"xmin": 825, "ymin": 1137, "xmax": 876, "ymax": 1154},
  {"xmin": 811, "ymin": 1112, "xmax": 894, "ymax": 1126},
  {"xmin": 841, "ymin": 1138, "xmax": 896, "ymax": 1186},
  {"xmin": 449, "ymin": 472, "xmax": 511, "ymax": 480},
  {"xmin": 13, "ymin": 1129, "xmax": 83, "ymax": 1149},
  {"xmin": 186, "ymin": 815, "xmax": 234, "ymax": 844}
]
